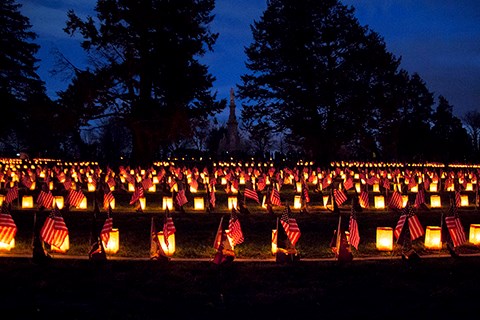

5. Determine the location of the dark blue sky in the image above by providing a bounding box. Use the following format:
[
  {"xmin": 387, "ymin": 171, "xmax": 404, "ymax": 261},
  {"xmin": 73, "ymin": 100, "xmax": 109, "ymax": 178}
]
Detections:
[{"xmin": 19, "ymin": 0, "xmax": 480, "ymax": 122}]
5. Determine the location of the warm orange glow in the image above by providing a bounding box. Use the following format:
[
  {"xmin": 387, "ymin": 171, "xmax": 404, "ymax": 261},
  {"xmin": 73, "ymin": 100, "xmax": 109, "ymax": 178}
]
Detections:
[
  {"xmin": 376, "ymin": 227, "xmax": 393, "ymax": 251},
  {"xmin": 128, "ymin": 183, "xmax": 135, "ymax": 192},
  {"xmin": 296, "ymin": 182, "xmax": 302, "ymax": 193},
  {"xmin": 430, "ymin": 195, "xmax": 442, "ymax": 208},
  {"xmin": 402, "ymin": 195, "xmax": 408, "ymax": 208},
  {"xmin": 293, "ymin": 195, "xmax": 302, "ymax": 209},
  {"xmin": 0, "ymin": 238, "xmax": 15, "ymax": 251},
  {"xmin": 22, "ymin": 196, "xmax": 34, "ymax": 209},
  {"xmin": 374, "ymin": 195, "xmax": 385, "ymax": 209},
  {"xmin": 460, "ymin": 195, "xmax": 469, "ymax": 207},
  {"xmin": 87, "ymin": 183, "xmax": 96, "ymax": 192},
  {"xmin": 158, "ymin": 231, "xmax": 175, "ymax": 256},
  {"xmin": 355, "ymin": 182, "xmax": 361, "ymax": 193},
  {"xmin": 323, "ymin": 195, "xmax": 330, "ymax": 208},
  {"xmin": 373, "ymin": 183, "xmax": 380, "ymax": 193},
  {"xmin": 51, "ymin": 235, "xmax": 69, "ymax": 253},
  {"xmin": 271, "ymin": 229, "xmax": 278, "ymax": 255},
  {"xmin": 429, "ymin": 183, "xmax": 438, "ymax": 192},
  {"xmin": 465, "ymin": 183, "xmax": 473, "ymax": 191},
  {"xmin": 194, "ymin": 197, "xmax": 205, "ymax": 211},
  {"xmin": 54, "ymin": 196, "xmax": 64, "ymax": 210},
  {"xmin": 148, "ymin": 184, "xmax": 156, "ymax": 192},
  {"xmin": 139, "ymin": 197, "xmax": 146, "ymax": 210},
  {"xmin": 103, "ymin": 229, "xmax": 119, "ymax": 254},
  {"xmin": 228, "ymin": 196, "xmax": 238, "ymax": 210},
  {"xmin": 79, "ymin": 197, "xmax": 88, "ymax": 209},
  {"xmin": 424, "ymin": 226, "xmax": 442, "ymax": 250},
  {"xmin": 469, "ymin": 224, "xmax": 480, "ymax": 245},
  {"xmin": 162, "ymin": 197, "xmax": 173, "ymax": 210},
  {"xmin": 0, "ymin": 195, "xmax": 4, "ymax": 206}
]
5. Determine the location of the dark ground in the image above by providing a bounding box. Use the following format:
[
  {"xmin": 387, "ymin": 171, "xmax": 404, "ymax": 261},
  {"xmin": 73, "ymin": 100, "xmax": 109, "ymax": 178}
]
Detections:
[{"xmin": 1, "ymin": 255, "xmax": 479, "ymax": 320}]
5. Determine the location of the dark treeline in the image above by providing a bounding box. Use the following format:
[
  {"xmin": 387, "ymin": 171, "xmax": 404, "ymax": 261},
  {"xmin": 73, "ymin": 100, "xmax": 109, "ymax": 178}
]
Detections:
[{"xmin": 1, "ymin": 0, "xmax": 479, "ymax": 167}]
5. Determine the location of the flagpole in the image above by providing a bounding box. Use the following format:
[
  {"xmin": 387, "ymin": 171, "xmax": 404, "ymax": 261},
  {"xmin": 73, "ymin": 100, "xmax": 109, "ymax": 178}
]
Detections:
[
  {"xmin": 31, "ymin": 211, "xmax": 37, "ymax": 248},
  {"xmin": 213, "ymin": 216, "xmax": 224, "ymax": 249},
  {"xmin": 335, "ymin": 213, "xmax": 342, "ymax": 258}
]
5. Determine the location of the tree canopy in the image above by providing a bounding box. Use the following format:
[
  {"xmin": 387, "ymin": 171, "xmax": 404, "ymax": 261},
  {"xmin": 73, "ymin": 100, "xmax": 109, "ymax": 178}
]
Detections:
[
  {"xmin": 238, "ymin": 0, "xmax": 471, "ymax": 163},
  {"xmin": 62, "ymin": 0, "xmax": 225, "ymax": 165}
]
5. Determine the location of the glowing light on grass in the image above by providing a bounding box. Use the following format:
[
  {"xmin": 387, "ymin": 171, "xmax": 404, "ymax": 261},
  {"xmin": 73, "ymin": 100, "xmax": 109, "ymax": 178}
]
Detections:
[
  {"xmin": 376, "ymin": 227, "xmax": 393, "ymax": 251},
  {"xmin": 424, "ymin": 226, "xmax": 442, "ymax": 250}
]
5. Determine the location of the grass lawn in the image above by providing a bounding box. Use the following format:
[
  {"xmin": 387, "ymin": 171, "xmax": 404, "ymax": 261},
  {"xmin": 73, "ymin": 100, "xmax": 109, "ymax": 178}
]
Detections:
[{"xmin": 1, "ymin": 256, "xmax": 479, "ymax": 319}]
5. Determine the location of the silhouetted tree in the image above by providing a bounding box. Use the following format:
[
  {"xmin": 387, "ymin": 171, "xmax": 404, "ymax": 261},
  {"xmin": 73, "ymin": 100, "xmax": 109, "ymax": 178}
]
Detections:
[
  {"xmin": 431, "ymin": 96, "xmax": 471, "ymax": 162},
  {"xmin": 396, "ymin": 73, "xmax": 434, "ymax": 161},
  {"xmin": 238, "ymin": 0, "xmax": 405, "ymax": 163},
  {"xmin": 0, "ymin": 0, "xmax": 58, "ymax": 157},
  {"xmin": 62, "ymin": 0, "xmax": 225, "ymax": 165},
  {"xmin": 462, "ymin": 110, "xmax": 480, "ymax": 159}
]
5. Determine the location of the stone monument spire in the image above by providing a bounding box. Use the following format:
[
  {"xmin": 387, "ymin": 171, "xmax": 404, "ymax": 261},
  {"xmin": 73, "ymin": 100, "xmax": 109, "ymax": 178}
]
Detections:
[{"xmin": 218, "ymin": 88, "xmax": 242, "ymax": 155}]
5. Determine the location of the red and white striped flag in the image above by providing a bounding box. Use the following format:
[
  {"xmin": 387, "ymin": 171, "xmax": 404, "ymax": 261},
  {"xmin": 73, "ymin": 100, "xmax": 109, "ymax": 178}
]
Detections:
[
  {"xmin": 163, "ymin": 208, "xmax": 176, "ymax": 247},
  {"xmin": 5, "ymin": 185, "xmax": 18, "ymax": 204},
  {"xmin": 359, "ymin": 189, "xmax": 369, "ymax": 208},
  {"xmin": 333, "ymin": 189, "xmax": 347, "ymax": 206},
  {"xmin": 67, "ymin": 189, "xmax": 85, "ymax": 208},
  {"xmin": 0, "ymin": 203, "xmax": 17, "ymax": 245},
  {"xmin": 445, "ymin": 203, "xmax": 466, "ymax": 247},
  {"xmin": 104, "ymin": 191, "xmax": 115, "ymax": 210},
  {"xmin": 40, "ymin": 206, "xmax": 69, "ymax": 248},
  {"xmin": 176, "ymin": 189, "xmax": 188, "ymax": 207},
  {"xmin": 389, "ymin": 191, "xmax": 403, "ymax": 209},
  {"xmin": 349, "ymin": 206, "xmax": 360, "ymax": 250},
  {"xmin": 280, "ymin": 205, "xmax": 301, "ymax": 246},
  {"xmin": 129, "ymin": 185, "xmax": 144, "ymax": 205},
  {"xmin": 394, "ymin": 214, "xmax": 406, "ymax": 240},
  {"xmin": 37, "ymin": 190, "xmax": 54, "ymax": 209},
  {"xmin": 227, "ymin": 208, "xmax": 244, "ymax": 246},
  {"xmin": 244, "ymin": 180, "xmax": 259, "ymax": 203},
  {"xmin": 414, "ymin": 189, "xmax": 426, "ymax": 209},
  {"xmin": 270, "ymin": 187, "xmax": 282, "ymax": 206},
  {"xmin": 100, "ymin": 217, "xmax": 113, "ymax": 244}
]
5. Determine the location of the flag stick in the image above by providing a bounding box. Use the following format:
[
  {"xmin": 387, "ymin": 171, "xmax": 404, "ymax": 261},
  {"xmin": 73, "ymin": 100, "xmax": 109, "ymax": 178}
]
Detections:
[
  {"xmin": 213, "ymin": 216, "xmax": 224, "ymax": 249},
  {"xmin": 335, "ymin": 213, "xmax": 342, "ymax": 258},
  {"xmin": 31, "ymin": 211, "xmax": 37, "ymax": 248}
]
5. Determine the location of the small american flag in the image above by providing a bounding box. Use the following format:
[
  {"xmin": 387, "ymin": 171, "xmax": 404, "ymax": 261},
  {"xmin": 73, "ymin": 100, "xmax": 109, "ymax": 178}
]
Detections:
[
  {"xmin": 67, "ymin": 189, "xmax": 85, "ymax": 208},
  {"xmin": 343, "ymin": 177, "xmax": 354, "ymax": 191},
  {"xmin": 176, "ymin": 189, "xmax": 188, "ymax": 207},
  {"xmin": 406, "ymin": 205, "xmax": 424, "ymax": 240},
  {"xmin": 244, "ymin": 180, "xmax": 259, "ymax": 203},
  {"xmin": 5, "ymin": 185, "xmax": 18, "ymax": 204},
  {"xmin": 349, "ymin": 204, "xmax": 360, "ymax": 250},
  {"xmin": 302, "ymin": 180, "xmax": 310, "ymax": 203},
  {"xmin": 163, "ymin": 208, "xmax": 176, "ymax": 247},
  {"xmin": 389, "ymin": 191, "xmax": 403, "ymax": 209},
  {"xmin": 209, "ymin": 184, "xmax": 216, "ymax": 208},
  {"xmin": 414, "ymin": 189, "xmax": 425, "ymax": 208},
  {"xmin": 100, "ymin": 216, "xmax": 113, "ymax": 244},
  {"xmin": 394, "ymin": 214, "xmax": 406, "ymax": 240},
  {"xmin": 445, "ymin": 202, "xmax": 466, "ymax": 247},
  {"xmin": 359, "ymin": 189, "xmax": 369, "ymax": 208},
  {"xmin": 141, "ymin": 177, "xmax": 153, "ymax": 191},
  {"xmin": 0, "ymin": 203, "xmax": 17, "ymax": 246},
  {"xmin": 227, "ymin": 208, "xmax": 244, "ymax": 246},
  {"xmin": 270, "ymin": 187, "xmax": 282, "ymax": 206},
  {"xmin": 40, "ymin": 206, "xmax": 69, "ymax": 248},
  {"xmin": 129, "ymin": 185, "xmax": 144, "ymax": 205},
  {"xmin": 280, "ymin": 205, "xmax": 301, "ymax": 246},
  {"xmin": 37, "ymin": 190, "xmax": 54, "ymax": 209},
  {"xmin": 333, "ymin": 189, "xmax": 347, "ymax": 206},
  {"xmin": 103, "ymin": 191, "xmax": 115, "ymax": 210}
]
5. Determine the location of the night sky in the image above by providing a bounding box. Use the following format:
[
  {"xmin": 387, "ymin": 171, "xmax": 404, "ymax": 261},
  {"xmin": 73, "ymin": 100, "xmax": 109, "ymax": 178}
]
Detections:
[{"xmin": 18, "ymin": 0, "xmax": 480, "ymax": 122}]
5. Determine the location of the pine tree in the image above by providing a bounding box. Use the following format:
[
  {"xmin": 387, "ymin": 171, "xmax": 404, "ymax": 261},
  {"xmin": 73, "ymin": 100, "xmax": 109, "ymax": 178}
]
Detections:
[
  {"xmin": 61, "ymin": 0, "xmax": 225, "ymax": 165},
  {"xmin": 239, "ymin": 0, "xmax": 407, "ymax": 163}
]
